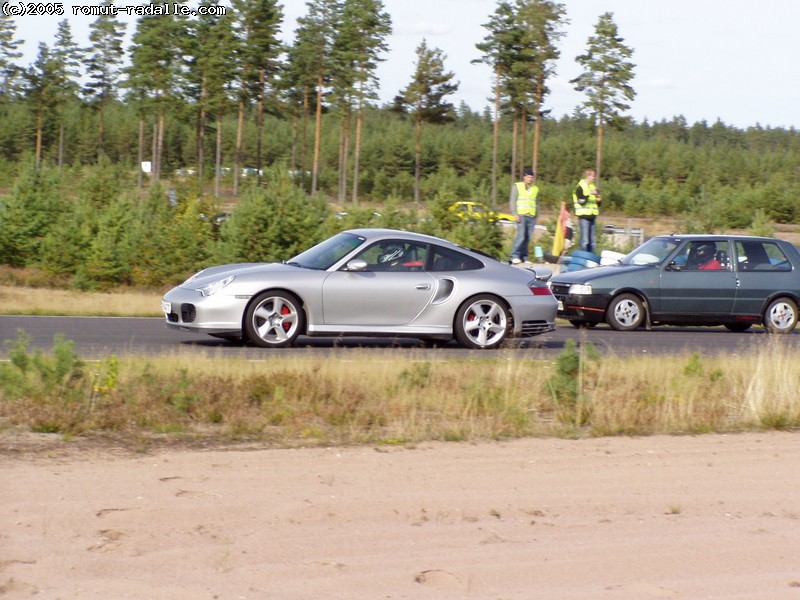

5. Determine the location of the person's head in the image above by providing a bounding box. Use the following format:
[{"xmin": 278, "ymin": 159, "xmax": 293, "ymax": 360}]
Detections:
[
  {"xmin": 378, "ymin": 244, "xmax": 404, "ymax": 266},
  {"xmin": 583, "ymin": 168, "xmax": 596, "ymax": 181},
  {"xmin": 522, "ymin": 168, "xmax": 535, "ymax": 183},
  {"xmin": 695, "ymin": 243, "xmax": 716, "ymax": 264}
]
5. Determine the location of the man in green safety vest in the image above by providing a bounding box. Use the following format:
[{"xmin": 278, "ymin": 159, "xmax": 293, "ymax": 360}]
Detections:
[
  {"xmin": 572, "ymin": 168, "xmax": 602, "ymax": 254},
  {"xmin": 509, "ymin": 168, "xmax": 539, "ymax": 264}
]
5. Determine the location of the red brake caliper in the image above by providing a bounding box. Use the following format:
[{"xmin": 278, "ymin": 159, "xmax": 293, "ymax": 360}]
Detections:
[{"xmin": 281, "ymin": 305, "xmax": 292, "ymax": 331}]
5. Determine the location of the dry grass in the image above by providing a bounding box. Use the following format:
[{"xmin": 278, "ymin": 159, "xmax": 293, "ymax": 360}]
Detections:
[
  {"xmin": 2, "ymin": 334, "xmax": 799, "ymax": 451},
  {"xmin": 0, "ymin": 285, "xmax": 163, "ymax": 316},
  {"xmin": 2, "ymin": 274, "xmax": 800, "ymax": 450}
]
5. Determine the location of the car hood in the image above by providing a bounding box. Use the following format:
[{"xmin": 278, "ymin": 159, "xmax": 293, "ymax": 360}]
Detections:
[
  {"xmin": 183, "ymin": 262, "xmax": 299, "ymax": 285},
  {"xmin": 551, "ymin": 263, "xmax": 655, "ymax": 285}
]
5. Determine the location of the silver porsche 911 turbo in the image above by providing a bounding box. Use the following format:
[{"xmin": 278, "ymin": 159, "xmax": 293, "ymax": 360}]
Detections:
[{"xmin": 161, "ymin": 228, "xmax": 557, "ymax": 349}]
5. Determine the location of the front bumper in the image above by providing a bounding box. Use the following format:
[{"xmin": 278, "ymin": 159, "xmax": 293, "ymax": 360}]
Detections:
[
  {"xmin": 549, "ymin": 285, "xmax": 610, "ymax": 323},
  {"xmin": 162, "ymin": 287, "xmax": 250, "ymax": 335}
]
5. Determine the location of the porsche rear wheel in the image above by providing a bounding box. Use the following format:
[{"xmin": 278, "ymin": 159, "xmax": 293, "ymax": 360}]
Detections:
[
  {"xmin": 244, "ymin": 291, "xmax": 305, "ymax": 348},
  {"xmin": 454, "ymin": 294, "xmax": 509, "ymax": 349}
]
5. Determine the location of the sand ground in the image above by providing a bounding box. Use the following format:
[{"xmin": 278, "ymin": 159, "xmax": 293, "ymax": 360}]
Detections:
[{"xmin": 3, "ymin": 431, "xmax": 800, "ymax": 599}]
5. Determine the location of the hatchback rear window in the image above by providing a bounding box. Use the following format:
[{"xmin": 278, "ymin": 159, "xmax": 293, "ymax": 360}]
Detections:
[{"xmin": 734, "ymin": 241, "xmax": 791, "ymax": 271}]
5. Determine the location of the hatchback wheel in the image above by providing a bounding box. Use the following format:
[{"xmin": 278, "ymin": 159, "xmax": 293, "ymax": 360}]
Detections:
[
  {"xmin": 244, "ymin": 291, "xmax": 305, "ymax": 347},
  {"xmin": 763, "ymin": 297, "xmax": 798, "ymax": 334},
  {"xmin": 606, "ymin": 293, "xmax": 645, "ymax": 331},
  {"xmin": 454, "ymin": 294, "xmax": 509, "ymax": 349}
]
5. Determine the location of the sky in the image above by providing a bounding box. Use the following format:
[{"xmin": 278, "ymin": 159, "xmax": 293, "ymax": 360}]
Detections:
[{"xmin": 10, "ymin": 0, "xmax": 800, "ymax": 129}]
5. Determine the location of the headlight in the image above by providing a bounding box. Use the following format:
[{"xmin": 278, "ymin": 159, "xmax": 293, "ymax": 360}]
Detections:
[
  {"xmin": 195, "ymin": 275, "xmax": 235, "ymax": 297},
  {"xmin": 569, "ymin": 283, "xmax": 593, "ymax": 295}
]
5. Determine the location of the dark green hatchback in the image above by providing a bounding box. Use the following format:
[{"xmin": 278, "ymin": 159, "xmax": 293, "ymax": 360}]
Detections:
[{"xmin": 549, "ymin": 234, "xmax": 800, "ymax": 333}]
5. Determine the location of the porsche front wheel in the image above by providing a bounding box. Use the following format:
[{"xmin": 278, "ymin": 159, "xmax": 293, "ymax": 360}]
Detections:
[{"xmin": 244, "ymin": 291, "xmax": 305, "ymax": 348}]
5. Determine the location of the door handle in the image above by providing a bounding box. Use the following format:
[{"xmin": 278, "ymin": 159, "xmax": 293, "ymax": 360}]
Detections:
[{"xmin": 416, "ymin": 284, "xmax": 431, "ymax": 290}]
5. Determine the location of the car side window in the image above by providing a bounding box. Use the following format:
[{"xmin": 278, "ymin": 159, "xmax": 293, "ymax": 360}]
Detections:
[
  {"xmin": 735, "ymin": 241, "xmax": 791, "ymax": 271},
  {"xmin": 676, "ymin": 241, "xmax": 730, "ymax": 271},
  {"xmin": 355, "ymin": 240, "xmax": 428, "ymax": 272},
  {"xmin": 429, "ymin": 246, "xmax": 483, "ymax": 271}
]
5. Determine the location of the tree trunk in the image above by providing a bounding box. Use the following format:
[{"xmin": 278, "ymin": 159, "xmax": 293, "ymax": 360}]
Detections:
[
  {"xmin": 197, "ymin": 79, "xmax": 207, "ymax": 183},
  {"xmin": 256, "ymin": 69, "xmax": 265, "ymax": 185},
  {"xmin": 312, "ymin": 74, "xmax": 323, "ymax": 195},
  {"xmin": 151, "ymin": 120, "xmax": 158, "ymax": 182},
  {"xmin": 234, "ymin": 98, "xmax": 245, "ymax": 196},
  {"xmin": 35, "ymin": 110, "xmax": 42, "ymax": 166},
  {"xmin": 338, "ymin": 109, "xmax": 351, "ymax": 204},
  {"xmin": 414, "ymin": 114, "xmax": 422, "ymax": 205},
  {"xmin": 301, "ymin": 85, "xmax": 309, "ymax": 189},
  {"xmin": 157, "ymin": 112, "xmax": 165, "ymax": 181},
  {"xmin": 519, "ymin": 107, "xmax": 527, "ymax": 177},
  {"xmin": 596, "ymin": 120, "xmax": 604, "ymax": 184},
  {"xmin": 510, "ymin": 116, "xmax": 518, "ymax": 191},
  {"xmin": 137, "ymin": 116, "xmax": 144, "ymax": 188},
  {"xmin": 98, "ymin": 101, "xmax": 106, "ymax": 161},
  {"xmin": 215, "ymin": 113, "xmax": 223, "ymax": 199},
  {"xmin": 58, "ymin": 122, "xmax": 64, "ymax": 168},
  {"xmin": 531, "ymin": 81, "xmax": 543, "ymax": 175},
  {"xmin": 353, "ymin": 102, "xmax": 364, "ymax": 206},
  {"xmin": 491, "ymin": 65, "xmax": 500, "ymax": 205}
]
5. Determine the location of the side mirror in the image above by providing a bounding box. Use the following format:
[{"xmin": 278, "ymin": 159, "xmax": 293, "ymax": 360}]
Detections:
[
  {"xmin": 345, "ymin": 259, "xmax": 368, "ymax": 271},
  {"xmin": 665, "ymin": 261, "xmax": 682, "ymax": 272}
]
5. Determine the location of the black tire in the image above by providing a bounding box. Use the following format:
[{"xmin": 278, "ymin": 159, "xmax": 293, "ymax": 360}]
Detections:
[
  {"xmin": 606, "ymin": 293, "xmax": 646, "ymax": 331},
  {"xmin": 763, "ymin": 297, "xmax": 798, "ymax": 334},
  {"xmin": 454, "ymin": 294, "xmax": 510, "ymax": 349},
  {"xmin": 570, "ymin": 320, "xmax": 597, "ymax": 329},
  {"xmin": 724, "ymin": 323, "xmax": 752, "ymax": 333},
  {"xmin": 244, "ymin": 291, "xmax": 305, "ymax": 348}
]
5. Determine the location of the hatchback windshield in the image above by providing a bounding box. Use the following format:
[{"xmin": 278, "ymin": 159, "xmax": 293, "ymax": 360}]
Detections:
[
  {"xmin": 620, "ymin": 237, "xmax": 681, "ymax": 266},
  {"xmin": 287, "ymin": 232, "xmax": 365, "ymax": 269}
]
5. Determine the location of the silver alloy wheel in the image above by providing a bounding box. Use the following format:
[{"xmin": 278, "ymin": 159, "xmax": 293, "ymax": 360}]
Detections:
[
  {"xmin": 245, "ymin": 292, "xmax": 303, "ymax": 347},
  {"xmin": 607, "ymin": 293, "xmax": 645, "ymax": 331},
  {"xmin": 455, "ymin": 295, "xmax": 509, "ymax": 349},
  {"xmin": 764, "ymin": 297, "xmax": 798, "ymax": 333}
]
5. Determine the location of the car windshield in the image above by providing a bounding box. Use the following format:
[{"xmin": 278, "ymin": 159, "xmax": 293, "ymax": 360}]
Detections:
[
  {"xmin": 620, "ymin": 237, "xmax": 681, "ymax": 266},
  {"xmin": 287, "ymin": 232, "xmax": 366, "ymax": 270}
]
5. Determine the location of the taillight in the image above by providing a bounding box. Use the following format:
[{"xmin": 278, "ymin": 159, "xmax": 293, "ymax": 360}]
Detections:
[{"xmin": 529, "ymin": 286, "xmax": 553, "ymax": 296}]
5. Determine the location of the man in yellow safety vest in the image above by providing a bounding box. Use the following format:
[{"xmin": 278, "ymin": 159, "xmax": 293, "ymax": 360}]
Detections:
[
  {"xmin": 572, "ymin": 168, "xmax": 602, "ymax": 254},
  {"xmin": 509, "ymin": 168, "xmax": 539, "ymax": 264}
]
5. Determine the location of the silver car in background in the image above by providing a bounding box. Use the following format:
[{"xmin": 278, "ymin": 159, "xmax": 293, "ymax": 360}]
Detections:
[{"xmin": 162, "ymin": 228, "xmax": 557, "ymax": 349}]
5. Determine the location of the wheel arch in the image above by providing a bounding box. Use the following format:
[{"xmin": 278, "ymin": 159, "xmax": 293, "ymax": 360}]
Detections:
[{"xmin": 759, "ymin": 291, "xmax": 800, "ymax": 316}]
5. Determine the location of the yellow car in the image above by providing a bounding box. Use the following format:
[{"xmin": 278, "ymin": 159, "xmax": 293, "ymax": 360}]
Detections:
[{"xmin": 449, "ymin": 201, "xmax": 515, "ymax": 224}]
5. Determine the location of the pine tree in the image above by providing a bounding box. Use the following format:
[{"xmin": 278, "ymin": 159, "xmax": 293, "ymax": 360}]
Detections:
[
  {"xmin": 51, "ymin": 20, "xmax": 84, "ymax": 167},
  {"xmin": 0, "ymin": 15, "xmax": 23, "ymax": 101},
  {"xmin": 190, "ymin": 0, "xmax": 237, "ymax": 197},
  {"xmin": 477, "ymin": 0, "xmax": 566, "ymax": 196},
  {"xmin": 231, "ymin": 0, "xmax": 283, "ymax": 193},
  {"xmin": 22, "ymin": 43, "xmax": 61, "ymax": 165},
  {"xmin": 571, "ymin": 11, "xmax": 636, "ymax": 182},
  {"xmin": 125, "ymin": 0, "xmax": 191, "ymax": 182},
  {"xmin": 396, "ymin": 39, "xmax": 459, "ymax": 204},
  {"xmin": 331, "ymin": 0, "xmax": 390, "ymax": 205},
  {"xmin": 294, "ymin": 0, "xmax": 342, "ymax": 195},
  {"xmin": 84, "ymin": 1, "xmax": 126, "ymax": 160}
]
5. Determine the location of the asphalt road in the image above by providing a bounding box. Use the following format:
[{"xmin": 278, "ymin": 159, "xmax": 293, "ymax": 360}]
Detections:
[{"xmin": 2, "ymin": 315, "xmax": 798, "ymax": 360}]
